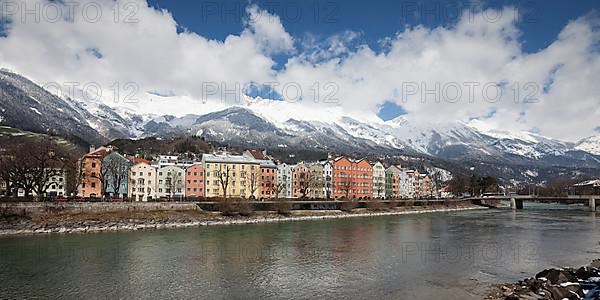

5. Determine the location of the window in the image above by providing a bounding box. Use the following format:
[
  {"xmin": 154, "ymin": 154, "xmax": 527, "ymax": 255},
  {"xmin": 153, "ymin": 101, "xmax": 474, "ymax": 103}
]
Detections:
[
  {"xmin": 91, "ymin": 183, "xmax": 96, "ymax": 188},
  {"xmin": 92, "ymin": 163, "xmax": 96, "ymax": 168}
]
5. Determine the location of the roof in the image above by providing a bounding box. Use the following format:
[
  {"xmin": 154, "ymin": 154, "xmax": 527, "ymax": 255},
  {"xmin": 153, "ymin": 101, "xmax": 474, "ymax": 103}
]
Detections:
[
  {"xmin": 258, "ymin": 160, "xmax": 277, "ymax": 168},
  {"xmin": 244, "ymin": 149, "xmax": 267, "ymax": 160},
  {"xmin": 574, "ymin": 179, "xmax": 600, "ymax": 187},
  {"xmin": 83, "ymin": 146, "xmax": 111, "ymax": 158},
  {"xmin": 203, "ymin": 153, "xmax": 262, "ymax": 164},
  {"xmin": 386, "ymin": 165, "xmax": 402, "ymax": 173},
  {"xmin": 129, "ymin": 157, "xmax": 150, "ymax": 164}
]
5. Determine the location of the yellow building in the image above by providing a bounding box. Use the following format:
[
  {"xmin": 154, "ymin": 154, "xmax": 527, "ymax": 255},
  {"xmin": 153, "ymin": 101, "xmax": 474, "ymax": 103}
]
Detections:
[{"xmin": 202, "ymin": 154, "xmax": 262, "ymax": 198}]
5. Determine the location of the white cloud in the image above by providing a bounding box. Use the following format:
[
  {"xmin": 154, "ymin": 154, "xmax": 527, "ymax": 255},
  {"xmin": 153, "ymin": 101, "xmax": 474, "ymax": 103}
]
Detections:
[
  {"xmin": 242, "ymin": 4, "xmax": 294, "ymax": 55},
  {"xmin": 0, "ymin": 1, "xmax": 598, "ymax": 141}
]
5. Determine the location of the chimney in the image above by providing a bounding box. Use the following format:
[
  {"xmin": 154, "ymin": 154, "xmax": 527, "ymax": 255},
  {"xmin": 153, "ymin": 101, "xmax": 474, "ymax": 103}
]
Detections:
[{"xmin": 89, "ymin": 145, "xmax": 96, "ymax": 153}]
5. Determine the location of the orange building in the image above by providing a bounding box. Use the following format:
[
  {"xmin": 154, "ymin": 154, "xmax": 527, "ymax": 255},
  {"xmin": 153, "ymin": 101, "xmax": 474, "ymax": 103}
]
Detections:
[
  {"xmin": 331, "ymin": 156, "xmax": 373, "ymax": 199},
  {"xmin": 78, "ymin": 146, "xmax": 112, "ymax": 198},
  {"xmin": 185, "ymin": 164, "xmax": 204, "ymax": 198}
]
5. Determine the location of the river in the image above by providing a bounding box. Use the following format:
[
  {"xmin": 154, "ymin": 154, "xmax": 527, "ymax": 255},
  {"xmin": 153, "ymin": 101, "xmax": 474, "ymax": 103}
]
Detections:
[{"xmin": 1, "ymin": 204, "xmax": 599, "ymax": 299}]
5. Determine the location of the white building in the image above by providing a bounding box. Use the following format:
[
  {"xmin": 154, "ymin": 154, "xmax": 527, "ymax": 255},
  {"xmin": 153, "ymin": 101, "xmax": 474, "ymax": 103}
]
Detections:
[
  {"xmin": 129, "ymin": 163, "xmax": 157, "ymax": 202},
  {"xmin": 156, "ymin": 165, "xmax": 186, "ymax": 199},
  {"xmin": 321, "ymin": 161, "xmax": 333, "ymax": 199},
  {"xmin": 46, "ymin": 169, "xmax": 67, "ymax": 197},
  {"xmin": 398, "ymin": 170, "xmax": 413, "ymax": 199},
  {"xmin": 372, "ymin": 162, "xmax": 386, "ymax": 199},
  {"xmin": 276, "ymin": 163, "xmax": 293, "ymax": 199}
]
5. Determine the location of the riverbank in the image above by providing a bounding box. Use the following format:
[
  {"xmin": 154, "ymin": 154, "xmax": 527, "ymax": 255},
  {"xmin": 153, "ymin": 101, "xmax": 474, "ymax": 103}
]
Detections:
[
  {"xmin": 485, "ymin": 259, "xmax": 600, "ymax": 299},
  {"xmin": 0, "ymin": 204, "xmax": 485, "ymax": 236}
]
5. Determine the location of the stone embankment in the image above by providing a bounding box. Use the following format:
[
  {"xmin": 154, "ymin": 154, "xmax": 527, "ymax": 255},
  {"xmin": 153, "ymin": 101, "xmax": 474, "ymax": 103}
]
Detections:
[{"xmin": 0, "ymin": 204, "xmax": 485, "ymax": 236}]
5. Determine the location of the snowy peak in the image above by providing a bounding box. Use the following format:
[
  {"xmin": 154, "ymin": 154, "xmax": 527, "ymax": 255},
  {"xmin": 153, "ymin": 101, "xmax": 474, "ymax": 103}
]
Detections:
[{"xmin": 575, "ymin": 136, "xmax": 600, "ymax": 155}]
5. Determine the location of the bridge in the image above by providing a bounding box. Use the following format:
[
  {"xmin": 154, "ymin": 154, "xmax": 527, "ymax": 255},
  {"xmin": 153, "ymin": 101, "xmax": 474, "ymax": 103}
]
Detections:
[{"xmin": 470, "ymin": 195, "xmax": 598, "ymax": 211}]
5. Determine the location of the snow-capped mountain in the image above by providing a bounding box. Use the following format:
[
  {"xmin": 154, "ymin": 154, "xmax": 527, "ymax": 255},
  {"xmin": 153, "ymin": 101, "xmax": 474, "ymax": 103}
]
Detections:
[
  {"xmin": 575, "ymin": 136, "xmax": 600, "ymax": 156},
  {"xmin": 1, "ymin": 70, "xmax": 600, "ymax": 182}
]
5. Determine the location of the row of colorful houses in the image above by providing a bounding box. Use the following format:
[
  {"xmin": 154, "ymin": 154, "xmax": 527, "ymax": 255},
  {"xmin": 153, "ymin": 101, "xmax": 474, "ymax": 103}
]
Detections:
[{"xmin": 75, "ymin": 146, "xmax": 435, "ymax": 201}]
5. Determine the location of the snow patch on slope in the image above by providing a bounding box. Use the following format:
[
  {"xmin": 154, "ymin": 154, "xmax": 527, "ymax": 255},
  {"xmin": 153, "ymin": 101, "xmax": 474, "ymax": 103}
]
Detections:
[{"xmin": 575, "ymin": 136, "xmax": 600, "ymax": 155}]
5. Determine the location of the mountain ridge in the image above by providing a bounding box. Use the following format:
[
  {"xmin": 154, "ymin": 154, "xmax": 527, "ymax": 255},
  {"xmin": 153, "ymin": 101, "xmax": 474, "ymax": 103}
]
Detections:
[{"xmin": 1, "ymin": 70, "xmax": 599, "ymax": 182}]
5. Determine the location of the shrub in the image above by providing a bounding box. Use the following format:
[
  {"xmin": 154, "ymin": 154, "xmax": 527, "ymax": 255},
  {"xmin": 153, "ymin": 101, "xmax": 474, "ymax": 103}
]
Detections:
[
  {"xmin": 218, "ymin": 198, "xmax": 238, "ymax": 216},
  {"xmin": 366, "ymin": 199, "xmax": 386, "ymax": 211},
  {"xmin": 403, "ymin": 200, "xmax": 415, "ymax": 207},
  {"xmin": 237, "ymin": 200, "xmax": 255, "ymax": 217},
  {"xmin": 273, "ymin": 200, "xmax": 293, "ymax": 215},
  {"xmin": 339, "ymin": 201, "xmax": 358, "ymax": 212}
]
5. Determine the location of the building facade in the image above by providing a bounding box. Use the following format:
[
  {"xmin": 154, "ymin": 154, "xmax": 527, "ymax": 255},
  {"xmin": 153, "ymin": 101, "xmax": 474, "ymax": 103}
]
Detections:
[
  {"xmin": 185, "ymin": 164, "xmax": 204, "ymax": 198},
  {"xmin": 259, "ymin": 160, "xmax": 277, "ymax": 199},
  {"xmin": 202, "ymin": 154, "xmax": 261, "ymax": 198},
  {"xmin": 308, "ymin": 163, "xmax": 325, "ymax": 199},
  {"xmin": 44, "ymin": 168, "xmax": 67, "ymax": 197},
  {"xmin": 276, "ymin": 163, "xmax": 293, "ymax": 199},
  {"xmin": 322, "ymin": 161, "xmax": 333, "ymax": 199},
  {"xmin": 399, "ymin": 170, "xmax": 414, "ymax": 199},
  {"xmin": 332, "ymin": 156, "xmax": 373, "ymax": 199},
  {"xmin": 292, "ymin": 163, "xmax": 310, "ymax": 198},
  {"xmin": 128, "ymin": 163, "xmax": 157, "ymax": 202},
  {"xmin": 385, "ymin": 165, "xmax": 401, "ymax": 199},
  {"xmin": 156, "ymin": 166, "xmax": 186, "ymax": 199},
  {"xmin": 372, "ymin": 162, "xmax": 386, "ymax": 199},
  {"xmin": 78, "ymin": 146, "xmax": 111, "ymax": 198}
]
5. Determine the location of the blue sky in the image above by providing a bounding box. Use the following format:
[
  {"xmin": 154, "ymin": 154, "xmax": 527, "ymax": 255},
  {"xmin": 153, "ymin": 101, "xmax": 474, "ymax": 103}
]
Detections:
[
  {"xmin": 1, "ymin": 0, "xmax": 598, "ymax": 140},
  {"xmin": 147, "ymin": 0, "xmax": 599, "ymax": 120},
  {"xmin": 148, "ymin": 0, "xmax": 598, "ymax": 55}
]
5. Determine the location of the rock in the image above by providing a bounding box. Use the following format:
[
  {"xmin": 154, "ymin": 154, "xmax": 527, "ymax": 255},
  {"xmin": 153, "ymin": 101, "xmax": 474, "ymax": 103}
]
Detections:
[
  {"xmin": 546, "ymin": 285, "xmax": 582, "ymax": 300},
  {"xmin": 574, "ymin": 266, "xmax": 599, "ymax": 280},
  {"xmin": 536, "ymin": 269, "xmax": 576, "ymax": 285}
]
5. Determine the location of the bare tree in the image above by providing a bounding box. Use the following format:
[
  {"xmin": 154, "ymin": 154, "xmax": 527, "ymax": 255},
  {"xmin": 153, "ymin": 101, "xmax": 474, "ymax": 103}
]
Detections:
[
  {"xmin": 165, "ymin": 169, "xmax": 184, "ymax": 200},
  {"xmin": 0, "ymin": 148, "xmax": 19, "ymax": 198},
  {"xmin": 274, "ymin": 181, "xmax": 286, "ymax": 200},
  {"xmin": 307, "ymin": 169, "xmax": 324, "ymax": 199},
  {"xmin": 102, "ymin": 154, "xmax": 130, "ymax": 199},
  {"xmin": 65, "ymin": 158, "xmax": 84, "ymax": 198},
  {"xmin": 262, "ymin": 173, "xmax": 276, "ymax": 199},
  {"xmin": 218, "ymin": 164, "xmax": 231, "ymax": 198},
  {"xmin": 0, "ymin": 137, "xmax": 70, "ymax": 201},
  {"xmin": 245, "ymin": 167, "xmax": 260, "ymax": 199},
  {"xmin": 29, "ymin": 138, "xmax": 69, "ymax": 201},
  {"xmin": 339, "ymin": 175, "xmax": 353, "ymax": 199}
]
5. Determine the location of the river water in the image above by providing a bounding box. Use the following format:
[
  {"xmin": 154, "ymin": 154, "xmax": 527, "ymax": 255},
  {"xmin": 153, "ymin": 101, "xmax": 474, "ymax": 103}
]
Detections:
[{"xmin": 1, "ymin": 204, "xmax": 599, "ymax": 299}]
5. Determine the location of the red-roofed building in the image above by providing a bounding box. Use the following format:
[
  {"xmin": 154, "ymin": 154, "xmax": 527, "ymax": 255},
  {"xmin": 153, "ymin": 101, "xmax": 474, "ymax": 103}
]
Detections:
[
  {"xmin": 331, "ymin": 156, "xmax": 373, "ymax": 199},
  {"xmin": 78, "ymin": 145, "xmax": 112, "ymax": 198}
]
